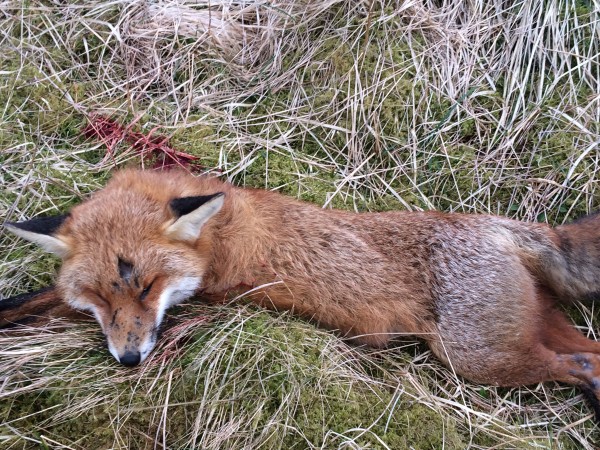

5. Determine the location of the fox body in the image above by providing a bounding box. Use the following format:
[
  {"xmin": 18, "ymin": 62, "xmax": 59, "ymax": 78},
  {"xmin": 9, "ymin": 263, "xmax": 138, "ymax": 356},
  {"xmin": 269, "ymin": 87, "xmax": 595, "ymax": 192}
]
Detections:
[{"xmin": 5, "ymin": 169, "xmax": 600, "ymax": 416}]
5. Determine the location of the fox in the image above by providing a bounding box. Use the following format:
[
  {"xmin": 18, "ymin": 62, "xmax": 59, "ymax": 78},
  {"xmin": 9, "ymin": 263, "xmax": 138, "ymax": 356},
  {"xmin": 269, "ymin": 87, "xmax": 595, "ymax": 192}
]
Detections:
[{"xmin": 3, "ymin": 168, "xmax": 600, "ymax": 418}]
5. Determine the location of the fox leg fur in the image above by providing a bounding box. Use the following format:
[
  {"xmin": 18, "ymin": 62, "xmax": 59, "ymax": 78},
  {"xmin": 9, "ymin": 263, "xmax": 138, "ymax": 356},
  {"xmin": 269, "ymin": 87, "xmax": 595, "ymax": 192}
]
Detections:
[
  {"xmin": 541, "ymin": 307, "xmax": 600, "ymax": 421},
  {"xmin": 426, "ymin": 289, "xmax": 600, "ymax": 420}
]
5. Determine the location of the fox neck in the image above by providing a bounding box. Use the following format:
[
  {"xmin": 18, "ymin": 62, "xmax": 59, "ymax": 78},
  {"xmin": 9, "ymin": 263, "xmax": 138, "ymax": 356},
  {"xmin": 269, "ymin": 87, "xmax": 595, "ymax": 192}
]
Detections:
[
  {"xmin": 197, "ymin": 187, "xmax": 396, "ymax": 348},
  {"xmin": 200, "ymin": 187, "xmax": 291, "ymax": 298}
]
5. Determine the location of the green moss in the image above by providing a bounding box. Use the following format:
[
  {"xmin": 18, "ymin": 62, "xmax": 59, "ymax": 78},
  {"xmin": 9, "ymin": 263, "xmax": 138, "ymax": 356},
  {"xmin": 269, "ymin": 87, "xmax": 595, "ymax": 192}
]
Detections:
[
  {"xmin": 285, "ymin": 386, "xmax": 466, "ymax": 449},
  {"xmin": 167, "ymin": 122, "xmax": 222, "ymax": 169}
]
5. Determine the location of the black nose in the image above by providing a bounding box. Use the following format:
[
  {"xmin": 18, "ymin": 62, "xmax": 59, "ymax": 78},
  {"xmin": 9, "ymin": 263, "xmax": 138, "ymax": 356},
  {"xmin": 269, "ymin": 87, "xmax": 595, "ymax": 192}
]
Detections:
[{"xmin": 119, "ymin": 351, "xmax": 141, "ymax": 367}]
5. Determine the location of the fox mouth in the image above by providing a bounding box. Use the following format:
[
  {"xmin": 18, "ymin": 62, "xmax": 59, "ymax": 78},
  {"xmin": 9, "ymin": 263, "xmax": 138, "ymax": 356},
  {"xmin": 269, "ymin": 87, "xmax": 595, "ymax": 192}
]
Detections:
[{"xmin": 105, "ymin": 327, "xmax": 158, "ymax": 366}]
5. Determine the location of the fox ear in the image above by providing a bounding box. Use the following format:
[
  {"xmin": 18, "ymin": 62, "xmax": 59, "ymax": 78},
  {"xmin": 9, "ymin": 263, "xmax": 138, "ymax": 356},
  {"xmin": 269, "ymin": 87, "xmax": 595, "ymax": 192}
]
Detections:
[
  {"xmin": 166, "ymin": 193, "xmax": 225, "ymax": 242},
  {"xmin": 5, "ymin": 214, "xmax": 70, "ymax": 257}
]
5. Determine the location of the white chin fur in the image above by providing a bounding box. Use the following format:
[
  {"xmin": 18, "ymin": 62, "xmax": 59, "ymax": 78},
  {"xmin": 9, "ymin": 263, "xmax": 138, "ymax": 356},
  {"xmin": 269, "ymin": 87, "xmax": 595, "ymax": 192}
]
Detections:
[
  {"xmin": 155, "ymin": 276, "xmax": 201, "ymax": 327},
  {"xmin": 133, "ymin": 277, "xmax": 200, "ymax": 362},
  {"xmin": 107, "ymin": 340, "xmax": 120, "ymax": 363},
  {"xmin": 67, "ymin": 297, "xmax": 97, "ymax": 313},
  {"xmin": 139, "ymin": 334, "xmax": 156, "ymax": 363}
]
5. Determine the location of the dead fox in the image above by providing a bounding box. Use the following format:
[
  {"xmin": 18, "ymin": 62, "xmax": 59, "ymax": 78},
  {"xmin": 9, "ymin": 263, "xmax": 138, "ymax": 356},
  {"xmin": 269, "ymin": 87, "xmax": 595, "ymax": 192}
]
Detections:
[{"xmin": 4, "ymin": 169, "xmax": 600, "ymax": 418}]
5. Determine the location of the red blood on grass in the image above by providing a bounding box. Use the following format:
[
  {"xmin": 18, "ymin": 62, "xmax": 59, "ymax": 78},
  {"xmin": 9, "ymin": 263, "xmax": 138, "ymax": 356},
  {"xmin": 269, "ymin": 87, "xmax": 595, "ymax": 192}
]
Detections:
[{"xmin": 82, "ymin": 115, "xmax": 204, "ymax": 171}]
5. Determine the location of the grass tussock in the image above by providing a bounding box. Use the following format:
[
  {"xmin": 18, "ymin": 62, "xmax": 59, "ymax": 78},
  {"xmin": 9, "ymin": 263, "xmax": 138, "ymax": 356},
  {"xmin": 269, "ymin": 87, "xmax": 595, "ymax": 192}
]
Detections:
[{"xmin": 1, "ymin": 0, "xmax": 600, "ymax": 448}]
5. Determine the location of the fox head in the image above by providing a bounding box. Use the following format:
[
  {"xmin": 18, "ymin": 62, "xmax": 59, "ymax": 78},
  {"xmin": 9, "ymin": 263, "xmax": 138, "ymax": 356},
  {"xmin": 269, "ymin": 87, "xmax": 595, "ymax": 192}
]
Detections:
[{"xmin": 5, "ymin": 171, "xmax": 225, "ymax": 366}]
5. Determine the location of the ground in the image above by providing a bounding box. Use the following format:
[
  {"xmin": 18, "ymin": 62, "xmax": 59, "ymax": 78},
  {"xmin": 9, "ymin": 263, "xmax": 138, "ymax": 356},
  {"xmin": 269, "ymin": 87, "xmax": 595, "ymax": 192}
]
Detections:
[{"xmin": 1, "ymin": 1, "xmax": 599, "ymax": 448}]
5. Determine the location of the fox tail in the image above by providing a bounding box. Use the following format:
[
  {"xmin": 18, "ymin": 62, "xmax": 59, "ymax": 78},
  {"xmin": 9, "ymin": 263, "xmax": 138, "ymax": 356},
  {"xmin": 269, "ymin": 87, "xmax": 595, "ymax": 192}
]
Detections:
[
  {"xmin": 0, "ymin": 287, "xmax": 85, "ymax": 328},
  {"xmin": 520, "ymin": 212, "xmax": 600, "ymax": 302}
]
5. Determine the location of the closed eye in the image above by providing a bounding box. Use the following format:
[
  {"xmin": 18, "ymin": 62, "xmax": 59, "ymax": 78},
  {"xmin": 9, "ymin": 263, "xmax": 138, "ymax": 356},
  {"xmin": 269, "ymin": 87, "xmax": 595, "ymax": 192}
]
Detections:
[{"xmin": 140, "ymin": 280, "xmax": 154, "ymax": 301}]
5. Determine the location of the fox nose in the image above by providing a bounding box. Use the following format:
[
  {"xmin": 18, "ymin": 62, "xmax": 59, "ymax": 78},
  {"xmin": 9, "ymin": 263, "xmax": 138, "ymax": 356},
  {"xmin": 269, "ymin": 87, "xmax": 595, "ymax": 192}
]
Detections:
[{"xmin": 119, "ymin": 351, "xmax": 141, "ymax": 367}]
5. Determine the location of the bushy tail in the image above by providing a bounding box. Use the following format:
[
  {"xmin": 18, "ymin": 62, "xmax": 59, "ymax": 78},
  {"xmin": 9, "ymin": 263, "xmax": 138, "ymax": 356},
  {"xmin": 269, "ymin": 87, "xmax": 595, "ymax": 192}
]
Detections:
[
  {"xmin": 533, "ymin": 212, "xmax": 600, "ymax": 302},
  {"xmin": 0, "ymin": 286, "xmax": 86, "ymax": 328}
]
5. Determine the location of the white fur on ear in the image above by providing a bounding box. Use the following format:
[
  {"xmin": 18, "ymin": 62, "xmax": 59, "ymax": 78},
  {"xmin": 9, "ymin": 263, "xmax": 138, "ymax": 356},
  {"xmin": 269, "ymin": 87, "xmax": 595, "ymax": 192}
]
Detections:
[
  {"xmin": 5, "ymin": 215, "xmax": 70, "ymax": 258},
  {"xmin": 5, "ymin": 223, "xmax": 71, "ymax": 257},
  {"xmin": 165, "ymin": 194, "xmax": 224, "ymax": 242}
]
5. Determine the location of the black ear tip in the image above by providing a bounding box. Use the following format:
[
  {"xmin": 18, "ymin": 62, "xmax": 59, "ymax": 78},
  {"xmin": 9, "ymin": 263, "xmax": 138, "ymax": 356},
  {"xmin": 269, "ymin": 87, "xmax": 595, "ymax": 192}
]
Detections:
[
  {"xmin": 170, "ymin": 193, "xmax": 226, "ymax": 218},
  {"xmin": 4, "ymin": 215, "xmax": 69, "ymax": 235}
]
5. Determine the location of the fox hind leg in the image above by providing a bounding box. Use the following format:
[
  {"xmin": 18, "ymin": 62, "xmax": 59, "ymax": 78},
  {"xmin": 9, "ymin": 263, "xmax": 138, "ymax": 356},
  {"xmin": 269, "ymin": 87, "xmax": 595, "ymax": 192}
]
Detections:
[
  {"xmin": 549, "ymin": 351, "xmax": 600, "ymax": 421},
  {"xmin": 539, "ymin": 306, "xmax": 600, "ymax": 354},
  {"xmin": 427, "ymin": 295, "xmax": 600, "ymax": 422},
  {"xmin": 541, "ymin": 308, "xmax": 600, "ymax": 421}
]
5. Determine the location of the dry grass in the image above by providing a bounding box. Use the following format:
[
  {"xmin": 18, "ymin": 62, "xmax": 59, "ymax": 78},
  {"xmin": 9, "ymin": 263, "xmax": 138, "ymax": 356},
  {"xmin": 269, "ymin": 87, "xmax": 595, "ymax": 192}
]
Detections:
[{"xmin": 1, "ymin": 0, "xmax": 600, "ymax": 448}]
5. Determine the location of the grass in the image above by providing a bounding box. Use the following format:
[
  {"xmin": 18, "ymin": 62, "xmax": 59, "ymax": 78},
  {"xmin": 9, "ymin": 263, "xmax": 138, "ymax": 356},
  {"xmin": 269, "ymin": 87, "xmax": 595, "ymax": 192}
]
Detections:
[{"xmin": 1, "ymin": 0, "xmax": 599, "ymax": 448}]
